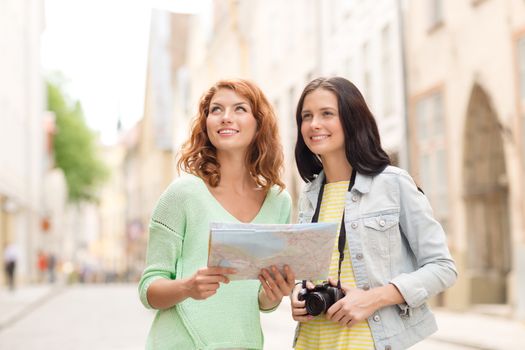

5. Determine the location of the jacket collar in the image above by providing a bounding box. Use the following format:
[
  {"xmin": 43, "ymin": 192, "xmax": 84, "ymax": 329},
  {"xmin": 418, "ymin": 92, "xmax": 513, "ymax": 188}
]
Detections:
[{"xmin": 304, "ymin": 170, "xmax": 373, "ymax": 208}]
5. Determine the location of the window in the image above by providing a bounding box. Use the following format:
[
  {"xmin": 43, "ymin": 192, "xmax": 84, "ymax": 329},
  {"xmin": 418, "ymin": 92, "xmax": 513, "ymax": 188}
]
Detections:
[
  {"xmin": 381, "ymin": 24, "xmax": 394, "ymax": 115},
  {"xmin": 342, "ymin": 0, "xmax": 353, "ymax": 18},
  {"xmin": 518, "ymin": 37, "xmax": 525, "ymax": 102},
  {"xmin": 517, "ymin": 36, "xmax": 525, "ymax": 170},
  {"xmin": 362, "ymin": 42, "xmax": 372, "ymax": 106},
  {"xmin": 471, "ymin": 0, "xmax": 487, "ymax": 7},
  {"xmin": 288, "ymin": 86, "xmax": 297, "ymax": 146},
  {"xmin": 306, "ymin": 71, "xmax": 314, "ymax": 84},
  {"xmin": 176, "ymin": 67, "xmax": 191, "ymax": 117},
  {"xmin": 329, "ymin": 0, "xmax": 339, "ymax": 33},
  {"xmin": 415, "ymin": 91, "xmax": 449, "ymax": 230},
  {"xmin": 346, "ymin": 57, "xmax": 353, "ymax": 80},
  {"xmin": 427, "ymin": 0, "xmax": 444, "ymax": 30}
]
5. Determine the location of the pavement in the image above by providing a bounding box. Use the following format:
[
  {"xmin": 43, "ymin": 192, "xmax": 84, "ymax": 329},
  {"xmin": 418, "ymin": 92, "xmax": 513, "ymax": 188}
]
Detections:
[
  {"xmin": 0, "ymin": 284, "xmax": 62, "ymax": 331},
  {"xmin": 1, "ymin": 284, "xmax": 525, "ymax": 349}
]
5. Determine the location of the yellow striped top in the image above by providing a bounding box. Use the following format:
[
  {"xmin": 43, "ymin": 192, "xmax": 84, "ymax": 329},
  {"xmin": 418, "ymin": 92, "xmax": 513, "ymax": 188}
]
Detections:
[{"xmin": 295, "ymin": 181, "xmax": 375, "ymax": 350}]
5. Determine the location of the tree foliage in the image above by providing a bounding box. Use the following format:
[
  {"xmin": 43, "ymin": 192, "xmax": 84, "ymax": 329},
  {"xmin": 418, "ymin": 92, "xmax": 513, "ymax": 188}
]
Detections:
[{"xmin": 47, "ymin": 79, "xmax": 110, "ymax": 203}]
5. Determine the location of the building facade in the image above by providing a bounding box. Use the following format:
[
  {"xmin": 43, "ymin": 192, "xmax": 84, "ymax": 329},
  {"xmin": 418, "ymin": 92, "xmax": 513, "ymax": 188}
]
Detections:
[
  {"xmin": 0, "ymin": 0, "xmax": 46, "ymax": 285},
  {"xmin": 405, "ymin": 0, "xmax": 525, "ymax": 317}
]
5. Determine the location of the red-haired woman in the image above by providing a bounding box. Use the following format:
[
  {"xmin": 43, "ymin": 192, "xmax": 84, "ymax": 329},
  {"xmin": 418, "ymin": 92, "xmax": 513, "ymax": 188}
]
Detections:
[{"xmin": 139, "ymin": 79, "xmax": 295, "ymax": 349}]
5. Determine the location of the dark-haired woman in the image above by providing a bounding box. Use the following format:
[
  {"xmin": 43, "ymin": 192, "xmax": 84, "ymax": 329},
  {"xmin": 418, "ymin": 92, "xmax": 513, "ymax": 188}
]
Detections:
[
  {"xmin": 139, "ymin": 79, "xmax": 295, "ymax": 349},
  {"xmin": 290, "ymin": 77, "xmax": 457, "ymax": 350}
]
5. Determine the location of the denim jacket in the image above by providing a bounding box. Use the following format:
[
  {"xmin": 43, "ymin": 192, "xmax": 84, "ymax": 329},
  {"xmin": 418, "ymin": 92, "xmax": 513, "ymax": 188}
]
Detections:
[{"xmin": 295, "ymin": 166, "xmax": 457, "ymax": 350}]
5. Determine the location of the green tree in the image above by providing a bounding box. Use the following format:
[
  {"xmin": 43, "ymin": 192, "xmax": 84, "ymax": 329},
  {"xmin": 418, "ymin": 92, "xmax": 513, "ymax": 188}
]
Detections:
[{"xmin": 47, "ymin": 79, "xmax": 110, "ymax": 202}]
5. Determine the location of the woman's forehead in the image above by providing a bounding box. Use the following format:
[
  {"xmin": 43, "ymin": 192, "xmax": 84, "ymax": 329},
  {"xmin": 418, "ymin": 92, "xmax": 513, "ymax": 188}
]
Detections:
[
  {"xmin": 303, "ymin": 89, "xmax": 338, "ymax": 108},
  {"xmin": 210, "ymin": 88, "xmax": 250, "ymax": 105}
]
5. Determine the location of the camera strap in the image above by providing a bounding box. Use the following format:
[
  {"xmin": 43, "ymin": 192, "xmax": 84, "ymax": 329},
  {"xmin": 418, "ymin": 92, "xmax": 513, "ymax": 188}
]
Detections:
[{"xmin": 303, "ymin": 169, "xmax": 357, "ymax": 290}]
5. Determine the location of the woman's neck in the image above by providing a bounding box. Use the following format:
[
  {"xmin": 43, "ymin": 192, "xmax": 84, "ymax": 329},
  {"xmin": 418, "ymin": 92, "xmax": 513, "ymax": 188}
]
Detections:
[
  {"xmin": 216, "ymin": 152, "xmax": 256, "ymax": 193},
  {"xmin": 321, "ymin": 153, "xmax": 353, "ymax": 183}
]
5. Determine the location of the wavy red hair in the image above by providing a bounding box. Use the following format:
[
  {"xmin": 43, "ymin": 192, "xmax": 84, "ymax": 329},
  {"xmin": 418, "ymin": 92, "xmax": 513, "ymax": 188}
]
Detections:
[{"xmin": 178, "ymin": 79, "xmax": 285, "ymax": 191}]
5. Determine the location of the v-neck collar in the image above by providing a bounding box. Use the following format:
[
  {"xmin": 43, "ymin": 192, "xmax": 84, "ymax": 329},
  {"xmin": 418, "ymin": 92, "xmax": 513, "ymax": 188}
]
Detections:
[{"xmin": 197, "ymin": 176, "xmax": 272, "ymax": 223}]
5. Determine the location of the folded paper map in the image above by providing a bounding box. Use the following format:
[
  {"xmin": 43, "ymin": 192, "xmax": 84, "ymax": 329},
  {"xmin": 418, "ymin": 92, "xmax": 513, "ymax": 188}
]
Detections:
[{"xmin": 208, "ymin": 222, "xmax": 338, "ymax": 280}]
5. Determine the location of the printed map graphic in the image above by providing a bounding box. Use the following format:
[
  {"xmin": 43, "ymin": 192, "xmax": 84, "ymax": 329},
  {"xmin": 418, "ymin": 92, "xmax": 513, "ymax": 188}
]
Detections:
[{"xmin": 208, "ymin": 222, "xmax": 338, "ymax": 280}]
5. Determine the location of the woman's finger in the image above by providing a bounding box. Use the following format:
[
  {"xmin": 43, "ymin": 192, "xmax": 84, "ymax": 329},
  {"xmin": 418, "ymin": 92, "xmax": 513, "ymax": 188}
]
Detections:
[
  {"xmin": 201, "ymin": 266, "xmax": 237, "ymax": 276},
  {"xmin": 291, "ymin": 299, "xmax": 305, "ymax": 308},
  {"xmin": 261, "ymin": 269, "xmax": 282, "ymax": 297},
  {"xmin": 198, "ymin": 282, "xmax": 220, "ymax": 293},
  {"xmin": 198, "ymin": 274, "xmax": 229, "ymax": 285},
  {"xmin": 339, "ymin": 316, "xmax": 352, "ymax": 327},
  {"xmin": 325, "ymin": 300, "xmax": 342, "ymax": 320},
  {"xmin": 284, "ymin": 265, "xmax": 296, "ymax": 288},
  {"xmin": 293, "ymin": 312, "xmax": 313, "ymax": 322},
  {"xmin": 198, "ymin": 290, "xmax": 216, "ymax": 300},
  {"xmin": 259, "ymin": 275, "xmax": 276, "ymax": 301},
  {"xmin": 347, "ymin": 318, "xmax": 358, "ymax": 328},
  {"xmin": 330, "ymin": 309, "xmax": 346, "ymax": 323},
  {"xmin": 270, "ymin": 266, "xmax": 289, "ymax": 292},
  {"xmin": 292, "ymin": 306, "xmax": 309, "ymax": 316}
]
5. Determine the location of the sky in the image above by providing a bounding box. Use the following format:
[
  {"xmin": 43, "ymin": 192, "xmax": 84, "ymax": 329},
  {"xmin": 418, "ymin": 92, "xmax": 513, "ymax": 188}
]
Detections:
[{"xmin": 42, "ymin": 0, "xmax": 209, "ymax": 144}]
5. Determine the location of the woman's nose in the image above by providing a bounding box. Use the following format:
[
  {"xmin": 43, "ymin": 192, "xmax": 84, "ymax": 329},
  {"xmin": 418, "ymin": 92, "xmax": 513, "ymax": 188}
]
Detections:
[
  {"xmin": 310, "ymin": 115, "xmax": 321, "ymax": 129},
  {"xmin": 220, "ymin": 108, "xmax": 233, "ymax": 124}
]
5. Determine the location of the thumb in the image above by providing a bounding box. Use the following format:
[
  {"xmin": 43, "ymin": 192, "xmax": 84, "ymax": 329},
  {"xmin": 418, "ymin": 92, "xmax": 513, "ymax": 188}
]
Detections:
[
  {"xmin": 306, "ymin": 280, "xmax": 316, "ymax": 290},
  {"xmin": 327, "ymin": 277, "xmax": 338, "ymax": 287},
  {"xmin": 328, "ymin": 277, "xmax": 350, "ymax": 292}
]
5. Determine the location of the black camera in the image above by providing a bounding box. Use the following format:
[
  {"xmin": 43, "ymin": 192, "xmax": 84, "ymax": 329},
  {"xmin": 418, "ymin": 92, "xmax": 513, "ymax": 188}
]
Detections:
[{"xmin": 297, "ymin": 282, "xmax": 345, "ymax": 316}]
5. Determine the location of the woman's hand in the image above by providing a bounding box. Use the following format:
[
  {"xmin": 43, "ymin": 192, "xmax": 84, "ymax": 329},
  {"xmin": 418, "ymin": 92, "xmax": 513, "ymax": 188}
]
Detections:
[
  {"xmin": 185, "ymin": 266, "xmax": 237, "ymax": 300},
  {"xmin": 258, "ymin": 265, "xmax": 295, "ymax": 310},
  {"xmin": 325, "ymin": 277, "xmax": 404, "ymax": 328},
  {"xmin": 290, "ymin": 280, "xmax": 315, "ymax": 322}
]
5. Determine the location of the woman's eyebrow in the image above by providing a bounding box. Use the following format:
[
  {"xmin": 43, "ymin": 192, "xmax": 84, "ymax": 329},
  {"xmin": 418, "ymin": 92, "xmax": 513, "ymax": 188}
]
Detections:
[
  {"xmin": 210, "ymin": 101, "xmax": 249, "ymax": 107},
  {"xmin": 233, "ymin": 102, "xmax": 249, "ymax": 107}
]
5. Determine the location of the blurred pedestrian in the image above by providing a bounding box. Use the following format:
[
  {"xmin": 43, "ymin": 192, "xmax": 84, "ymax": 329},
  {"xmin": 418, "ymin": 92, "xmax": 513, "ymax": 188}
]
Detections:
[
  {"xmin": 138, "ymin": 79, "xmax": 295, "ymax": 349},
  {"xmin": 290, "ymin": 77, "xmax": 458, "ymax": 349},
  {"xmin": 37, "ymin": 250, "xmax": 48, "ymax": 283},
  {"xmin": 3, "ymin": 242, "xmax": 18, "ymax": 291},
  {"xmin": 47, "ymin": 253, "xmax": 57, "ymax": 283}
]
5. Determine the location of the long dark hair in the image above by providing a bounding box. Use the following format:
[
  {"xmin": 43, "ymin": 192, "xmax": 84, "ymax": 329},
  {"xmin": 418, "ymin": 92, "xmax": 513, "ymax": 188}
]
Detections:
[{"xmin": 295, "ymin": 77, "xmax": 390, "ymax": 182}]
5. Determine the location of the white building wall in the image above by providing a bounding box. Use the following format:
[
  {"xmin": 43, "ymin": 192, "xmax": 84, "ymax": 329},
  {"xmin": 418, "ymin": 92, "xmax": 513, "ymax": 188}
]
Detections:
[
  {"xmin": 250, "ymin": 0, "xmax": 318, "ymax": 204},
  {"xmin": 320, "ymin": 0, "xmax": 408, "ymax": 167},
  {"xmin": 0, "ymin": 0, "xmax": 45, "ymax": 283}
]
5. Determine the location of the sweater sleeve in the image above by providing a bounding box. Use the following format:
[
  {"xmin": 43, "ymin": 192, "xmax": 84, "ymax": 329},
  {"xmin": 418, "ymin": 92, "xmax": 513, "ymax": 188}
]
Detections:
[
  {"xmin": 138, "ymin": 181, "xmax": 187, "ymax": 309},
  {"xmin": 280, "ymin": 189, "xmax": 292, "ymax": 224}
]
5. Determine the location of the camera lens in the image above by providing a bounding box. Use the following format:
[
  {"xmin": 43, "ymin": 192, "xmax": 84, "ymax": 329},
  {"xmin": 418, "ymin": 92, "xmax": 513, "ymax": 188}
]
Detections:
[{"xmin": 304, "ymin": 292, "xmax": 327, "ymax": 316}]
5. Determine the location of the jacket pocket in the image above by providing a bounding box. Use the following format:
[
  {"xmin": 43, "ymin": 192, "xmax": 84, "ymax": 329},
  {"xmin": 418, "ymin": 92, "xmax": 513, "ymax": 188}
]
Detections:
[
  {"xmin": 363, "ymin": 213, "xmax": 399, "ymax": 231},
  {"xmin": 362, "ymin": 213, "xmax": 399, "ymax": 257}
]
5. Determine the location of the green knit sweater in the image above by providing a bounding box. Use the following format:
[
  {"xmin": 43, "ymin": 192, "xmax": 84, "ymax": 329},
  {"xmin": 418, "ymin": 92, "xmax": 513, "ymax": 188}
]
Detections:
[{"xmin": 138, "ymin": 174, "xmax": 292, "ymax": 350}]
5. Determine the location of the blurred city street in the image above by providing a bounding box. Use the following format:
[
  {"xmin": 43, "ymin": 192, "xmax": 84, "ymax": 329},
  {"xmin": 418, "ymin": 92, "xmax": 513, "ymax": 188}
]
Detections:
[
  {"xmin": 3, "ymin": 0, "xmax": 525, "ymax": 349},
  {"xmin": 1, "ymin": 284, "xmax": 524, "ymax": 350}
]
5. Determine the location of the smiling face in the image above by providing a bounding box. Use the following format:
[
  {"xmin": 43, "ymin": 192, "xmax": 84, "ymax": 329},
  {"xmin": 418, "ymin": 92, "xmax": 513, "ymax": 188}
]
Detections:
[
  {"xmin": 206, "ymin": 88, "xmax": 258, "ymax": 155},
  {"xmin": 300, "ymin": 88, "xmax": 346, "ymax": 160}
]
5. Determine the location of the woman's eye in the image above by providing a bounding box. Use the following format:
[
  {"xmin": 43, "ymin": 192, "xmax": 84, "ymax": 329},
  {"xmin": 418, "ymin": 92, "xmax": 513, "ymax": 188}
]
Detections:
[
  {"xmin": 302, "ymin": 114, "xmax": 312, "ymax": 120},
  {"xmin": 323, "ymin": 111, "xmax": 334, "ymax": 117},
  {"xmin": 236, "ymin": 106, "xmax": 247, "ymax": 112},
  {"xmin": 210, "ymin": 106, "xmax": 221, "ymax": 113}
]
